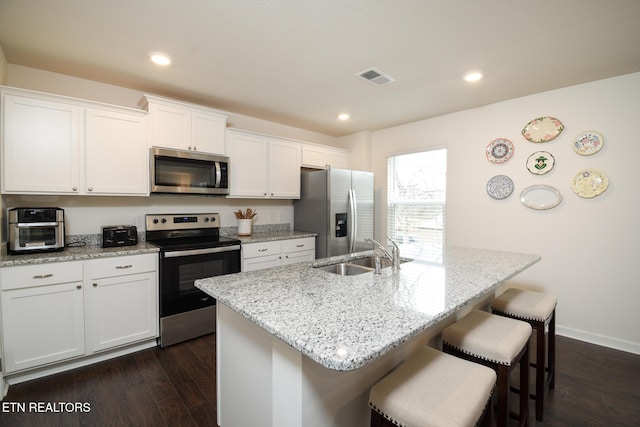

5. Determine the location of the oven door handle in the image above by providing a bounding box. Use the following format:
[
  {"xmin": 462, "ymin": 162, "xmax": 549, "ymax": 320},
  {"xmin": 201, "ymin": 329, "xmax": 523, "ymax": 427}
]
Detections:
[
  {"xmin": 15, "ymin": 222, "xmax": 59, "ymax": 227},
  {"xmin": 163, "ymin": 245, "xmax": 241, "ymax": 258}
]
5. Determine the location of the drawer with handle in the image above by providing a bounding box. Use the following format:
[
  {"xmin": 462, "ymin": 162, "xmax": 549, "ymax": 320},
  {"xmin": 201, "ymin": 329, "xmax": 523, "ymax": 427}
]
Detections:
[
  {"xmin": 282, "ymin": 237, "xmax": 315, "ymax": 254},
  {"xmin": 242, "ymin": 241, "xmax": 281, "ymax": 259},
  {"xmin": 85, "ymin": 253, "xmax": 157, "ymax": 279},
  {"xmin": 0, "ymin": 261, "xmax": 83, "ymax": 291}
]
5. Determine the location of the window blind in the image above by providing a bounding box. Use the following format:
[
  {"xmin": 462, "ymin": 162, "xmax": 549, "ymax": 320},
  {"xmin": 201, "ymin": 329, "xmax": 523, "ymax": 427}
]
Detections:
[{"xmin": 387, "ymin": 148, "xmax": 446, "ymax": 263}]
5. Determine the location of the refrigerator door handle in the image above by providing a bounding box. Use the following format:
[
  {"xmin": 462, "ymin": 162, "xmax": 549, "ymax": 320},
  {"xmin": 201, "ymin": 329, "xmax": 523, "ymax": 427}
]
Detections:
[{"xmin": 348, "ymin": 189, "xmax": 357, "ymax": 253}]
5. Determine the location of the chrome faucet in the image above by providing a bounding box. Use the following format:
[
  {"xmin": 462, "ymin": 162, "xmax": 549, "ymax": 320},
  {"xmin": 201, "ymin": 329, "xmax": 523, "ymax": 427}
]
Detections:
[{"xmin": 365, "ymin": 237, "xmax": 401, "ymax": 272}]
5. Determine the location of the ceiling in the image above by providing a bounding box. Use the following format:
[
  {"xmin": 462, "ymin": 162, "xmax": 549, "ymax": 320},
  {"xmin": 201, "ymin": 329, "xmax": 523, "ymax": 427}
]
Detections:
[{"xmin": 1, "ymin": 0, "xmax": 640, "ymax": 137}]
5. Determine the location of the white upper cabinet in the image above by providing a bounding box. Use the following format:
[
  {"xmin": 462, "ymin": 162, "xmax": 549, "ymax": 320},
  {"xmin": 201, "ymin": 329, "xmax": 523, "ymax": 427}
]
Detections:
[
  {"xmin": 85, "ymin": 108, "xmax": 148, "ymax": 195},
  {"xmin": 1, "ymin": 86, "xmax": 148, "ymax": 195},
  {"xmin": 2, "ymin": 92, "xmax": 82, "ymax": 193},
  {"xmin": 139, "ymin": 94, "xmax": 228, "ymax": 155},
  {"xmin": 226, "ymin": 129, "xmax": 301, "ymax": 199},
  {"xmin": 301, "ymin": 143, "xmax": 350, "ymax": 169}
]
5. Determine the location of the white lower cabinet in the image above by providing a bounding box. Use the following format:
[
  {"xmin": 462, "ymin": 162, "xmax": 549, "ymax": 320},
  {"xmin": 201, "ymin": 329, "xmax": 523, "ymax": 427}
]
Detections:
[
  {"xmin": 242, "ymin": 237, "xmax": 315, "ymax": 272},
  {"xmin": 84, "ymin": 254, "xmax": 158, "ymax": 353},
  {"xmin": 0, "ymin": 253, "xmax": 158, "ymax": 375},
  {"xmin": 0, "ymin": 262, "xmax": 85, "ymax": 373}
]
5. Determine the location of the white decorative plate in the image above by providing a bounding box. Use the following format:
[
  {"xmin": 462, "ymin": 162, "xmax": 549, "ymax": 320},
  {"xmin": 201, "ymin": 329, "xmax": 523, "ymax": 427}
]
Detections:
[
  {"xmin": 520, "ymin": 185, "xmax": 563, "ymax": 210},
  {"xmin": 522, "ymin": 117, "xmax": 564, "ymax": 143},
  {"xmin": 573, "ymin": 130, "xmax": 604, "ymax": 156},
  {"xmin": 570, "ymin": 169, "xmax": 609, "ymax": 198},
  {"xmin": 526, "ymin": 151, "xmax": 555, "ymax": 175},
  {"xmin": 486, "ymin": 138, "xmax": 514, "ymax": 163},
  {"xmin": 486, "ymin": 175, "xmax": 514, "ymax": 200}
]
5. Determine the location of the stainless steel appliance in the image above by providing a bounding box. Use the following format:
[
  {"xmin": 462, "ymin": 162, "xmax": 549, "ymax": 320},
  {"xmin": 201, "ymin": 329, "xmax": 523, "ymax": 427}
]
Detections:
[
  {"xmin": 101, "ymin": 225, "xmax": 138, "ymax": 248},
  {"xmin": 150, "ymin": 147, "xmax": 230, "ymax": 195},
  {"xmin": 145, "ymin": 212, "xmax": 241, "ymax": 347},
  {"xmin": 294, "ymin": 168, "xmax": 374, "ymax": 258},
  {"xmin": 8, "ymin": 208, "xmax": 65, "ymax": 254}
]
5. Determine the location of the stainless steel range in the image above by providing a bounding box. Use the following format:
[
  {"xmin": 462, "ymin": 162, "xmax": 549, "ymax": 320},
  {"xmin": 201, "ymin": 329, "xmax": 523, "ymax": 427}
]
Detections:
[{"xmin": 146, "ymin": 213, "xmax": 241, "ymax": 347}]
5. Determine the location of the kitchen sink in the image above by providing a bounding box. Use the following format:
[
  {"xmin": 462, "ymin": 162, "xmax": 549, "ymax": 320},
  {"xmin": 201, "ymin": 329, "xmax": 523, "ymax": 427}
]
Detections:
[
  {"xmin": 348, "ymin": 256, "xmax": 394, "ymax": 269},
  {"xmin": 314, "ymin": 256, "xmax": 408, "ymax": 276},
  {"xmin": 316, "ymin": 263, "xmax": 373, "ymax": 276}
]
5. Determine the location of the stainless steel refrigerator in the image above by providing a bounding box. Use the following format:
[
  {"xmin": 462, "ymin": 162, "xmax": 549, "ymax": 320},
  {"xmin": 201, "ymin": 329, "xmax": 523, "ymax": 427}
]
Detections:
[{"xmin": 294, "ymin": 168, "xmax": 374, "ymax": 258}]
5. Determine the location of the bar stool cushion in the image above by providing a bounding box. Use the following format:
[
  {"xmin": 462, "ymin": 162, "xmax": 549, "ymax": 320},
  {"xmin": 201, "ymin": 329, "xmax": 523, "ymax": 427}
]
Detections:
[
  {"xmin": 369, "ymin": 346, "xmax": 495, "ymax": 427},
  {"xmin": 492, "ymin": 288, "xmax": 557, "ymax": 322},
  {"xmin": 442, "ymin": 310, "xmax": 531, "ymax": 365}
]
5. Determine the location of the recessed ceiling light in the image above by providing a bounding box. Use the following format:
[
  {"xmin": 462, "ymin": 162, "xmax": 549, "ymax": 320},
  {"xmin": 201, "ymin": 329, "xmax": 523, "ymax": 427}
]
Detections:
[
  {"xmin": 464, "ymin": 71, "xmax": 483, "ymax": 82},
  {"xmin": 337, "ymin": 113, "xmax": 350, "ymax": 121},
  {"xmin": 150, "ymin": 52, "xmax": 171, "ymax": 66}
]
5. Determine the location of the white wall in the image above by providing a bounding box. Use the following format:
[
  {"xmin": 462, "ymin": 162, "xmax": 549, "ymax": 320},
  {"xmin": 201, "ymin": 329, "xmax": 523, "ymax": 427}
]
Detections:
[
  {"xmin": 0, "ymin": 46, "xmax": 7, "ymax": 85},
  {"xmin": 370, "ymin": 72, "xmax": 640, "ymax": 354}
]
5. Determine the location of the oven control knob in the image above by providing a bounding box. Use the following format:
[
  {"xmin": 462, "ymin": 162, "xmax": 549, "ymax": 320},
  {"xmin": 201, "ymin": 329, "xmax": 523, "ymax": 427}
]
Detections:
[
  {"xmin": 210, "ymin": 217, "xmax": 216, "ymax": 222},
  {"xmin": 161, "ymin": 218, "xmax": 167, "ymax": 223},
  {"xmin": 153, "ymin": 219, "xmax": 159, "ymax": 224},
  {"xmin": 204, "ymin": 217, "xmax": 209, "ymax": 222}
]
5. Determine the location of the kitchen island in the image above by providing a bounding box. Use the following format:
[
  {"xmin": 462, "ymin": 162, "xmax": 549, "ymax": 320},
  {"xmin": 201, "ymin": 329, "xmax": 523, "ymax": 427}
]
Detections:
[{"xmin": 196, "ymin": 246, "xmax": 540, "ymax": 427}]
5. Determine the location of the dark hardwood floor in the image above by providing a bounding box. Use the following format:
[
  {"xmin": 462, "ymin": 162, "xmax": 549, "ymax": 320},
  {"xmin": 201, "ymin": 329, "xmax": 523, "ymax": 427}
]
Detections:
[{"xmin": 0, "ymin": 334, "xmax": 638, "ymax": 426}]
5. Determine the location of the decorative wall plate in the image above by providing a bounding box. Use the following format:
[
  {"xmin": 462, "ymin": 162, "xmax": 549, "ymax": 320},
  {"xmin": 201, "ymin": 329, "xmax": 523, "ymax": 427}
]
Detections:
[
  {"xmin": 486, "ymin": 138, "xmax": 514, "ymax": 163},
  {"xmin": 570, "ymin": 169, "xmax": 609, "ymax": 198},
  {"xmin": 520, "ymin": 185, "xmax": 563, "ymax": 210},
  {"xmin": 522, "ymin": 117, "xmax": 564, "ymax": 143},
  {"xmin": 486, "ymin": 175, "xmax": 514, "ymax": 200},
  {"xmin": 526, "ymin": 151, "xmax": 555, "ymax": 175},
  {"xmin": 573, "ymin": 130, "xmax": 604, "ymax": 156}
]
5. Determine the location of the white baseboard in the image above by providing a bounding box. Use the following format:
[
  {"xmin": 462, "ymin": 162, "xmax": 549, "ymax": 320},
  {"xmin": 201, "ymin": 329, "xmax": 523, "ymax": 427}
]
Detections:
[{"xmin": 557, "ymin": 325, "xmax": 640, "ymax": 355}]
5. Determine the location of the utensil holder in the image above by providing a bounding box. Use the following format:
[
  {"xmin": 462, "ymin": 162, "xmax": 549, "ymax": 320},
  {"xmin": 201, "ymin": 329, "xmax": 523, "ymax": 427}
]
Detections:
[{"xmin": 238, "ymin": 219, "xmax": 252, "ymax": 236}]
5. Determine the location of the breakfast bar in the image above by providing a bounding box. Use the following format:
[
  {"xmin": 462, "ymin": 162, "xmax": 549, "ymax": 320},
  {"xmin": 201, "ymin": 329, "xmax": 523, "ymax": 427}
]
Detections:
[{"xmin": 196, "ymin": 246, "xmax": 540, "ymax": 427}]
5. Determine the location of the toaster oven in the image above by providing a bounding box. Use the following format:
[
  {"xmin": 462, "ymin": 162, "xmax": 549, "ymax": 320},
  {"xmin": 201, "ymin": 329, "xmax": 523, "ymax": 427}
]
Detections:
[{"xmin": 8, "ymin": 208, "xmax": 65, "ymax": 254}]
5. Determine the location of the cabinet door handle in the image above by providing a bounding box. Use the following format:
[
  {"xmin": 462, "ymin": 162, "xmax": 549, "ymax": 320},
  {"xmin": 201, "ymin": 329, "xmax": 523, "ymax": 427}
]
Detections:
[
  {"xmin": 296, "ymin": 244, "xmax": 304, "ymax": 247},
  {"xmin": 76, "ymin": 285, "xmax": 82, "ymax": 290},
  {"xmin": 33, "ymin": 274, "xmax": 53, "ymax": 279},
  {"xmin": 116, "ymin": 264, "xmax": 133, "ymax": 269},
  {"xmin": 258, "ymin": 249, "xmax": 268, "ymax": 252},
  {"xmin": 93, "ymin": 283, "xmax": 98, "ymax": 287}
]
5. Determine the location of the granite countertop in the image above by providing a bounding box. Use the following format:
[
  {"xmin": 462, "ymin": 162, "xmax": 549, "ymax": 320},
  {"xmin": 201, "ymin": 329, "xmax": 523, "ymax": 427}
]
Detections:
[
  {"xmin": 196, "ymin": 246, "xmax": 540, "ymax": 371},
  {"xmin": 0, "ymin": 242, "xmax": 159, "ymax": 267},
  {"xmin": 234, "ymin": 230, "xmax": 317, "ymax": 244}
]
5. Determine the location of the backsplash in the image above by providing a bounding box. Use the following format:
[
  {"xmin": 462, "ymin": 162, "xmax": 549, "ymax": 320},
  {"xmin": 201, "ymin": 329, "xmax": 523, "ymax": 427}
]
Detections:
[{"xmin": 64, "ymin": 223, "xmax": 291, "ymax": 247}]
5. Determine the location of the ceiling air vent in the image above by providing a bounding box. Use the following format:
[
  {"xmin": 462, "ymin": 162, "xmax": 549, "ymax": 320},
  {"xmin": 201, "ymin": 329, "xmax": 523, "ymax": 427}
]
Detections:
[{"xmin": 357, "ymin": 67, "xmax": 395, "ymax": 86}]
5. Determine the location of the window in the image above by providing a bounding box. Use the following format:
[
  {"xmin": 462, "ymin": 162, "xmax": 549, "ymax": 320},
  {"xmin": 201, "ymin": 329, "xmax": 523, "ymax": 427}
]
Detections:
[{"xmin": 387, "ymin": 148, "xmax": 446, "ymax": 262}]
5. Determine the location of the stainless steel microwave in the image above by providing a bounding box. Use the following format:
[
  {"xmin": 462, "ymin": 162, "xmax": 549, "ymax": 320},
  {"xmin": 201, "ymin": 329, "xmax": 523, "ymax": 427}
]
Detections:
[{"xmin": 150, "ymin": 147, "xmax": 229, "ymax": 195}]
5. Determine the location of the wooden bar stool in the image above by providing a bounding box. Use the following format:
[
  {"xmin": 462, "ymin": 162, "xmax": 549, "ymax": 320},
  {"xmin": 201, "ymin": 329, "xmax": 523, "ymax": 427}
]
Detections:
[
  {"xmin": 369, "ymin": 346, "xmax": 495, "ymax": 427},
  {"xmin": 442, "ymin": 310, "xmax": 531, "ymax": 427},
  {"xmin": 492, "ymin": 288, "xmax": 557, "ymax": 421}
]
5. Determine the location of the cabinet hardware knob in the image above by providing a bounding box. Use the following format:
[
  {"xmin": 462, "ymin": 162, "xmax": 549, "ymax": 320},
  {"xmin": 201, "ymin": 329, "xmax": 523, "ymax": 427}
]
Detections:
[
  {"xmin": 93, "ymin": 283, "xmax": 98, "ymax": 287},
  {"xmin": 33, "ymin": 274, "xmax": 53, "ymax": 279},
  {"xmin": 88, "ymin": 187, "xmax": 93, "ymax": 191},
  {"xmin": 72, "ymin": 187, "xmax": 78, "ymax": 191},
  {"xmin": 116, "ymin": 265, "xmax": 133, "ymax": 269},
  {"xmin": 77, "ymin": 285, "xmax": 82, "ymax": 290}
]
